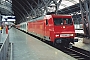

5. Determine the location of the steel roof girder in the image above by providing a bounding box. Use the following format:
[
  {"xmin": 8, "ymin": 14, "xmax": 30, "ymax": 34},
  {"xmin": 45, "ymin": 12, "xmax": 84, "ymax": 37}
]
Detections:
[
  {"xmin": 21, "ymin": 0, "xmax": 31, "ymax": 15},
  {"xmin": 42, "ymin": 0, "xmax": 51, "ymax": 13},
  {"xmin": 26, "ymin": 0, "xmax": 36, "ymax": 17},
  {"xmin": 14, "ymin": 0, "xmax": 29, "ymax": 17},
  {"xmin": 52, "ymin": 0, "xmax": 62, "ymax": 14},
  {"xmin": 0, "ymin": 4, "xmax": 13, "ymax": 14},
  {"xmin": 68, "ymin": 0, "xmax": 77, "ymax": 4},
  {"xmin": 12, "ymin": 2, "xmax": 28, "ymax": 23},
  {"xmin": 32, "ymin": 0, "xmax": 44, "ymax": 16},
  {"xmin": 52, "ymin": 0, "xmax": 57, "ymax": 5},
  {"xmin": 25, "ymin": 0, "xmax": 35, "ymax": 16}
]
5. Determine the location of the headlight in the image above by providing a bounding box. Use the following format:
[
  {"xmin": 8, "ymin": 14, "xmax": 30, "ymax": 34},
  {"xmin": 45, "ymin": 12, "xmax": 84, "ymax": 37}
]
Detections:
[
  {"xmin": 70, "ymin": 34, "xmax": 73, "ymax": 36},
  {"xmin": 55, "ymin": 34, "xmax": 59, "ymax": 37}
]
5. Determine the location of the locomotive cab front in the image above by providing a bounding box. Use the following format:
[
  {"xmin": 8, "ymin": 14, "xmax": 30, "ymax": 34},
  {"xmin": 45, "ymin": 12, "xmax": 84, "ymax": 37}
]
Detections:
[{"xmin": 50, "ymin": 15, "xmax": 78, "ymax": 47}]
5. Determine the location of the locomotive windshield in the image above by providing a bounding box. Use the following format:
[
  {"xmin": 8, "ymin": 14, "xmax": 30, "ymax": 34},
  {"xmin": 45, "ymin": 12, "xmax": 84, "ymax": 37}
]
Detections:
[{"xmin": 53, "ymin": 18, "xmax": 73, "ymax": 25}]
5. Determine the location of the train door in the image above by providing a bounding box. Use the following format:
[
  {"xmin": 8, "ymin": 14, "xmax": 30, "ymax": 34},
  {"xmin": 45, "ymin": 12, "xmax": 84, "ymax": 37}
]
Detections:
[
  {"xmin": 42, "ymin": 22, "xmax": 45, "ymax": 37},
  {"xmin": 44, "ymin": 19, "xmax": 50, "ymax": 41}
]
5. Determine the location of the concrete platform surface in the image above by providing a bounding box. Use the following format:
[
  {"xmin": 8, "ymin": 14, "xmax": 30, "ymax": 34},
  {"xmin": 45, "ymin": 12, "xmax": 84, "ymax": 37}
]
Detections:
[
  {"xmin": 0, "ymin": 34, "xmax": 8, "ymax": 43},
  {"xmin": 8, "ymin": 28, "xmax": 77, "ymax": 60},
  {"xmin": 74, "ymin": 37, "xmax": 90, "ymax": 51}
]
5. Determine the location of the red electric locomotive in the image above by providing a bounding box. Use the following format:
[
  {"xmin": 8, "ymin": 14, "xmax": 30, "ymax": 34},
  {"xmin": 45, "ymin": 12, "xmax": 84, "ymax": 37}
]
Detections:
[{"xmin": 27, "ymin": 14, "xmax": 78, "ymax": 47}]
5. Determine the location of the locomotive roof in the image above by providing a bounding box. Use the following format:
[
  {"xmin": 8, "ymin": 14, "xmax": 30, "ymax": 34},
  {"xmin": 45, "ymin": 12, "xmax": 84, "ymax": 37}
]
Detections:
[
  {"xmin": 30, "ymin": 16, "xmax": 45, "ymax": 22},
  {"xmin": 51, "ymin": 14, "xmax": 72, "ymax": 17},
  {"xmin": 29, "ymin": 14, "xmax": 72, "ymax": 22}
]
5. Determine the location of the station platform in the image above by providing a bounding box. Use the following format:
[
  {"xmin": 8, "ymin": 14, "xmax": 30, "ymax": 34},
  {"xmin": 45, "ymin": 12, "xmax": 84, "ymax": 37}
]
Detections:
[
  {"xmin": 73, "ymin": 37, "xmax": 90, "ymax": 51},
  {"xmin": 0, "ymin": 33, "xmax": 9, "ymax": 60},
  {"xmin": 74, "ymin": 27, "xmax": 90, "ymax": 51},
  {"xmin": 8, "ymin": 27, "xmax": 76, "ymax": 60},
  {"xmin": 0, "ymin": 34, "xmax": 8, "ymax": 43}
]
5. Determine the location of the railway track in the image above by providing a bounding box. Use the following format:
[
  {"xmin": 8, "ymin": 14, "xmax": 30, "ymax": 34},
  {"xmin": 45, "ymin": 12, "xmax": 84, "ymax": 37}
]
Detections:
[
  {"xmin": 40, "ymin": 38, "xmax": 90, "ymax": 60},
  {"xmin": 44, "ymin": 41, "xmax": 90, "ymax": 60},
  {"xmin": 44, "ymin": 40, "xmax": 90, "ymax": 60},
  {"xmin": 57, "ymin": 46, "xmax": 90, "ymax": 60},
  {"xmin": 18, "ymin": 28, "xmax": 90, "ymax": 60}
]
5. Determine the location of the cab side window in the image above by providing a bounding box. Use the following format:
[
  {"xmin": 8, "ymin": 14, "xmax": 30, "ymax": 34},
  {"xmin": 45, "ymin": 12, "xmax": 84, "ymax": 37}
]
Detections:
[{"xmin": 46, "ymin": 19, "xmax": 48, "ymax": 25}]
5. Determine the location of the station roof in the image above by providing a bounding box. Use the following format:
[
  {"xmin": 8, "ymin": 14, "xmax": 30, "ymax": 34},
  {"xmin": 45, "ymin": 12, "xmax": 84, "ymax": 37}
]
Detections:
[
  {"xmin": 0, "ymin": 0, "xmax": 13, "ymax": 15},
  {"xmin": 12, "ymin": 0, "xmax": 79, "ymax": 14},
  {"xmin": 59, "ymin": 0, "xmax": 79, "ymax": 9},
  {"xmin": 58, "ymin": 0, "xmax": 79, "ymax": 14},
  {"xmin": 0, "ymin": 0, "xmax": 80, "ymax": 24}
]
